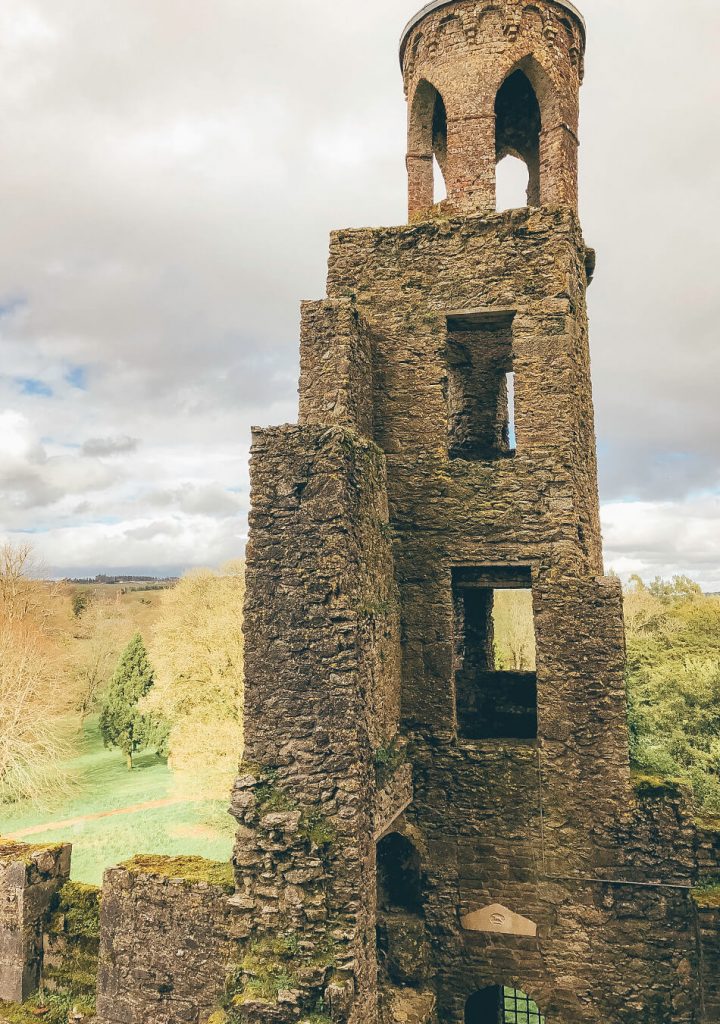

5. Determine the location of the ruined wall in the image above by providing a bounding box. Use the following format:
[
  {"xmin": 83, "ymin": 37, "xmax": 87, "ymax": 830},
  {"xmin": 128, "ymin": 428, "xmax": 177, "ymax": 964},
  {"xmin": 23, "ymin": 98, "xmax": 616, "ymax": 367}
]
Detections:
[
  {"xmin": 318, "ymin": 205, "xmax": 712, "ymax": 1021},
  {"xmin": 95, "ymin": 857, "xmax": 237, "ymax": 1024},
  {"xmin": 232, "ymin": 424, "xmax": 403, "ymax": 1022},
  {"xmin": 0, "ymin": 841, "xmax": 71, "ymax": 1003},
  {"xmin": 44, "ymin": 881, "xmax": 101, "ymax": 1002},
  {"xmin": 697, "ymin": 900, "xmax": 720, "ymax": 1021}
]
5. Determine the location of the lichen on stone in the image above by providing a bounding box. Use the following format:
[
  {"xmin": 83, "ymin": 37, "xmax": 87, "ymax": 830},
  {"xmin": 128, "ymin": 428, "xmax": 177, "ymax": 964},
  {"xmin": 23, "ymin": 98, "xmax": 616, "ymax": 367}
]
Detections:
[{"xmin": 121, "ymin": 855, "xmax": 235, "ymax": 892}]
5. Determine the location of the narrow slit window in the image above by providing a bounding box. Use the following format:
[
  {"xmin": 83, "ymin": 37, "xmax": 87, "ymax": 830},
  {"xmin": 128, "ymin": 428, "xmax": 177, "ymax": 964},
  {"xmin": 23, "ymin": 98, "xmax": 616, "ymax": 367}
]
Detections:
[
  {"xmin": 445, "ymin": 310, "xmax": 516, "ymax": 461},
  {"xmin": 452, "ymin": 567, "xmax": 537, "ymax": 741},
  {"xmin": 433, "ymin": 155, "xmax": 447, "ymax": 202},
  {"xmin": 506, "ymin": 371, "xmax": 516, "ymax": 451}
]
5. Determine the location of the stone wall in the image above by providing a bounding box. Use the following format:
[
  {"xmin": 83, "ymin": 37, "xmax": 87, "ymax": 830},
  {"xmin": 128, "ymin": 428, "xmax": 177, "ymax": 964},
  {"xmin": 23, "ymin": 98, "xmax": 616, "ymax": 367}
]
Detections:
[
  {"xmin": 232, "ymin": 424, "xmax": 403, "ymax": 1023},
  {"xmin": 402, "ymin": 0, "xmax": 586, "ymax": 217},
  {"xmin": 696, "ymin": 901, "xmax": 720, "ymax": 1021},
  {"xmin": 0, "ymin": 840, "xmax": 71, "ymax": 1003},
  {"xmin": 95, "ymin": 857, "xmax": 238, "ymax": 1024}
]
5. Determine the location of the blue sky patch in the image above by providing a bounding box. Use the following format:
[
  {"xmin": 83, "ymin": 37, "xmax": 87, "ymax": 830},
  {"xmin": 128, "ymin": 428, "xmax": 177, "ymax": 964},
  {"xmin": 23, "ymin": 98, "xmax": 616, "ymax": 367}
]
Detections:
[
  {"xmin": 18, "ymin": 377, "xmax": 53, "ymax": 397},
  {"xmin": 65, "ymin": 365, "xmax": 88, "ymax": 390}
]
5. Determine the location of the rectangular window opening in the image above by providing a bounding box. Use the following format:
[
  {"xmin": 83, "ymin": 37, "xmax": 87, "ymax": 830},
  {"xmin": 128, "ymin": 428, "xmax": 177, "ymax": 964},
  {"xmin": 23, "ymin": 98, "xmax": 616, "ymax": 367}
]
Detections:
[
  {"xmin": 453, "ymin": 566, "xmax": 537, "ymax": 741},
  {"xmin": 445, "ymin": 310, "xmax": 516, "ymax": 461}
]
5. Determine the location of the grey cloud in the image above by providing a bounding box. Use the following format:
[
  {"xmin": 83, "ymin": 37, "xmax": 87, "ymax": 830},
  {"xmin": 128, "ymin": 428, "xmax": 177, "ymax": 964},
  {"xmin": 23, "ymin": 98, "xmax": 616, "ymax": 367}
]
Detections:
[
  {"xmin": 0, "ymin": 0, "xmax": 718, "ymax": 576},
  {"xmin": 82, "ymin": 435, "xmax": 139, "ymax": 457}
]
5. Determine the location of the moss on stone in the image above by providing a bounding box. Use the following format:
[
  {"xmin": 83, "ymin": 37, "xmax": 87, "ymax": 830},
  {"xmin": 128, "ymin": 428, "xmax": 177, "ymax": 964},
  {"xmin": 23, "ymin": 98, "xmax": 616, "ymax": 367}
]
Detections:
[
  {"xmin": 0, "ymin": 841, "xmax": 66, "ymax": 867},
  {"xmin": 375, "ymin": 737, "xmax": 407, "ymax": 788},
  {"xmin": 693, "ymin": 880, "xmax": 720, "ymax": 909},
  {"xmin": 696, "ymin": 813, "xmax": 720, "ymax": 833},
  {"xmin": 228, "ymin": 933, "xmax": 337, "ymax": 1009},
  {"xmin": 254, "ymin": 767, "xmax": 299, "ymax": 816},
  {"xmin": 0, "ymin": 993, "xmax": 95, "ymax": 1024},
  {"xmin": 299, "ymin": 810, "xmax": 337, "ymax": 849},
  {"xmin": 44, "ymin": 944, "xmax": 98, "ymax": 995},
  {"xmin": 631, "ymin": 771, "xmax": 686, "ymax": 799},
  {"xmin": 121, "ymin": 855, "xmax": 235, "ymax": 892},
  {"xmin": 54, "ymin": 881, "xmax": 101, "ymax": 940}
]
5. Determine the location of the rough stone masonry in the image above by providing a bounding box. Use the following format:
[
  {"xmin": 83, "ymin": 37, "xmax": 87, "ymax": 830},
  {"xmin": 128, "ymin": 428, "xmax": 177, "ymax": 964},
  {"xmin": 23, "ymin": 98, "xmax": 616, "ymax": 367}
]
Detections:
[
  {"xmin": 229, "ymin": 1, "xmax": 720, "ymax": 1022},
  {"xmin": 1, "ymin": 3, "xmax": 718, "ymax": 1024}
]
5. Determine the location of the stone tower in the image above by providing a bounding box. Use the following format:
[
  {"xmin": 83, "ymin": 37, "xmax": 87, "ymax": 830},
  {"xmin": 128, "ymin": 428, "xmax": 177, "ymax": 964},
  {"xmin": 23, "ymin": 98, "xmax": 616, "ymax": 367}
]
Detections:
[{"xmin": 230, "ymin": 3, "xmax": 720, "ymax": 1023}]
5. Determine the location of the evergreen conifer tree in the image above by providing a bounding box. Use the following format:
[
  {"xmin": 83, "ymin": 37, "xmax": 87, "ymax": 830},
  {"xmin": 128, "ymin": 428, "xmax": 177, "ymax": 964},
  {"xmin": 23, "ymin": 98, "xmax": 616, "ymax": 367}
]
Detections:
[{"xmin": 99, "ymin": 632, "xmax": 163, "ymax": 769}]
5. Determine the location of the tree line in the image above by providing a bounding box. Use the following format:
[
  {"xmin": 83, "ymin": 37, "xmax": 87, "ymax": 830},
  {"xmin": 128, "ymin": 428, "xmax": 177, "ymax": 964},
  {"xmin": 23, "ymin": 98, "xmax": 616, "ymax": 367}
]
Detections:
[
  {"xmin": 0, "ymin": 544, "xmax": 244, "ymax": 804},
  {"xmin": 0, "ymin": 543, "xmax": 718, "ymax": 815}
]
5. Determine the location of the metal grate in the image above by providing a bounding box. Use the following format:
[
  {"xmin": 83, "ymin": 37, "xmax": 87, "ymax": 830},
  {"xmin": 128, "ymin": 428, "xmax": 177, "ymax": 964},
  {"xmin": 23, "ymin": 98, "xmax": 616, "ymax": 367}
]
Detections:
[{"xmin": 503, "ymin": 987, "xmax": 545, "ymax": 1024}]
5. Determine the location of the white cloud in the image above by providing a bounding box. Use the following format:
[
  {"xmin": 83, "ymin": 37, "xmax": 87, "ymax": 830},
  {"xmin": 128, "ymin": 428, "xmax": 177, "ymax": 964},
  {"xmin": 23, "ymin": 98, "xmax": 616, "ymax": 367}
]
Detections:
[
  {"xmin": 603, "ymin": 496, "xmax": 720, "ymax": 591},
  {"xmin": 0, "ymin": 0, "xmax": 718, "ymax": 577}
]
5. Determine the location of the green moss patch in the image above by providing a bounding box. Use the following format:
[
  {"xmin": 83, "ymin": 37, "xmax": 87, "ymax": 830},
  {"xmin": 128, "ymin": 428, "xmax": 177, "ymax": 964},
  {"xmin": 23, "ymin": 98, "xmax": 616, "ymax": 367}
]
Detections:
[
  {"xmin": 299, "ymin": 811, "xmax": 336, "ymax": 850},
  {"xmin": 122, "ymin": 855, "xmax": 234, "ymax": 892},
  {"xmin": 696, "ymin": 814, "xmax": 720, "ymax": 833},
  {"xmin": 693, "ymin": 879, "xmax": 720, "ymax": 909},
  {"xmin": 228, "ymin": 933, "xmax": 337, "ymax": 1009},
  {"xmin": 0, "ymin": 993, "xmax": 95, "ymax": 1024},
  {"xmin": 0, "ymin": 841, "xmax": 66, "ymax": 867},
  {"xmin": 375, "ymin": 738, "xmax": 407, "ymax": 789},
  {"xmin": 248, "ymin": 766, "xmax": 298, "ymax": 816},
  {"xmin": 631, "ymin": 771, "xmax": 686, "ymax": 800},
  {"xmin": 53, "ymin": 882, "xmax": 101, "ymax": 940}
]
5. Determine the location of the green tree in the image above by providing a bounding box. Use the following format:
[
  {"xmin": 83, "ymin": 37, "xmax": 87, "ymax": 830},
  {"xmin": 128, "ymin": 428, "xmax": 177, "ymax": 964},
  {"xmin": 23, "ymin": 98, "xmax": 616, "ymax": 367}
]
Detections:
[
  {"xmin": 145, "ymin": 563, "xmax": 244, "ymax": 798},
  {"xmin": 625, "ymin": 578, "xmax": 720, "ymax": 812},
  {"xmin": 99, "ymin": 633, "xmax": 164, "ymax": 769}
]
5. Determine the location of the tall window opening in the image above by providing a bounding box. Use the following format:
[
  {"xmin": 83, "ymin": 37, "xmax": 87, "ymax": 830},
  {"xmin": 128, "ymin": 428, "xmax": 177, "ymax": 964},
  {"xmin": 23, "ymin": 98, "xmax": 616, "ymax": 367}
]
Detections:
[
  {"xmin": 445, "ymin": 310, "xmax": 516, "ymax": 461},
  {"xmin": 452, "ymin": 567, "xmax": 537, "ymax": 741},
  {"xmin": 466, "ymin": 987, "xmax": 545, "ymax": 1024},
  {"xmin": 376, "ymin": 833, "xmax": 427, "ymax": 988},
  {"xmin": 495, "ymin": 69, "xmax": 541, "ymax": 208},
  {"xmin": 377, "ymin": 832, "xmax": 422, "ymax": 914},
  {"xmin": 409, "ymin": 80, "xmax": 449, "ymax": 209}
]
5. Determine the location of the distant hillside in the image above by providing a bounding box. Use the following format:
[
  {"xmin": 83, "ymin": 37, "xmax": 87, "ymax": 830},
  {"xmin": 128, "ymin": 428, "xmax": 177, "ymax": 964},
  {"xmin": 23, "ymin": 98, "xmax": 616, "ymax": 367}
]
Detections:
[{"xmin": 65, "ymin": 574, "xmax": 179, "ymax": 586}]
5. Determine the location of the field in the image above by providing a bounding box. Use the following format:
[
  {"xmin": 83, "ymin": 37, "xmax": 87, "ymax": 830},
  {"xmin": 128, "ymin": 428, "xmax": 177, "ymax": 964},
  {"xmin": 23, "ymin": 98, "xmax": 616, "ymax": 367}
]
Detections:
[{"xmin": 0, "ymin": 717, "xmax": 235, "ymax": 886}]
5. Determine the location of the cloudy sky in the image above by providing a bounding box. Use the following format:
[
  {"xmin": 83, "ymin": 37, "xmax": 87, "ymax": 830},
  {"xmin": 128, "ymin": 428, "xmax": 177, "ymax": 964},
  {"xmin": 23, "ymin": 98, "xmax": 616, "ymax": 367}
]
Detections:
[{"xmin": 0, "ymin": 0, "xmax": 718, "ymax": 586}]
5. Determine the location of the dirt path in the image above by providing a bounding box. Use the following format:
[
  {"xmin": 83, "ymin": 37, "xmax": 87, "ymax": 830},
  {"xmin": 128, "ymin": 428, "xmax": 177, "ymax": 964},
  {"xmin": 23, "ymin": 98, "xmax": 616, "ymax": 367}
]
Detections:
[{"xmin": 5, "ymin": 796, "xmax": 188, "ymax": 839}]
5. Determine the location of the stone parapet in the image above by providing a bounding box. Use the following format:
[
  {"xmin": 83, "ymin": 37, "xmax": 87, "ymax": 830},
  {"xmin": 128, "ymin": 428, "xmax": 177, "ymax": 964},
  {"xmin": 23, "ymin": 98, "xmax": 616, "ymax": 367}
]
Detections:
[
  {"xmin": 95, "ymin": 857, "xmax": 238, "ymax": 1024},
  {"xmin": 0, "ymin": 840, "xmax": 71, "ymax": 1004}
]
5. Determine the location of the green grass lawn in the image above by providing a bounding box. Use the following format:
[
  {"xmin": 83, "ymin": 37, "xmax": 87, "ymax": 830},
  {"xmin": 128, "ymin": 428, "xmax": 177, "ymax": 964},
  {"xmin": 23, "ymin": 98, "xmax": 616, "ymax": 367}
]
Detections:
[{"xmin": 0, "ymin": 719, "xmax": 235, "ymax": 885}]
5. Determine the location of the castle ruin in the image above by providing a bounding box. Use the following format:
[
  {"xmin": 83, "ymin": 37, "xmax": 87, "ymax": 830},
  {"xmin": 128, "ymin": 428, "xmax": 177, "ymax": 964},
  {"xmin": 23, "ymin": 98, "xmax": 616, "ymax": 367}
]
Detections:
[{"xmin": 1, "ymin": 2, "xmax": 719, "ymax": 1022}]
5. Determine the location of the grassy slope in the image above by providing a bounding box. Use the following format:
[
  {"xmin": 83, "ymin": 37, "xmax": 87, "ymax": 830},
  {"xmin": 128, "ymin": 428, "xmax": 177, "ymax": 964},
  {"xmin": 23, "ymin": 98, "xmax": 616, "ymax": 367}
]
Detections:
[{"xmin": 0, "ymin": 719, "xmax": 234, "ymax": 885}]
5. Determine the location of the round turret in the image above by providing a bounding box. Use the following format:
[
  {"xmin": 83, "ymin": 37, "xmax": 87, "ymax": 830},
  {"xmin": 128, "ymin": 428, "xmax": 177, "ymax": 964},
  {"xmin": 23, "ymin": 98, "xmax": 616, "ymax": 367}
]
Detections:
[{"xmin": 401, "ymin": 0, "xmax": 587, "ymax": 220}]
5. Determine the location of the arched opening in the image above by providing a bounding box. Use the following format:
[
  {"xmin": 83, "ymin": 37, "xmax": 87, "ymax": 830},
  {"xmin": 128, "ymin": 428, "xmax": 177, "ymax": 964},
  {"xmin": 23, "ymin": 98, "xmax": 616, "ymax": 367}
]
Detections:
[
  {"xmin": 496, "ymin": 155, "xmax": 529, "ymax": 212},
  {"xmin": 465, "ymin": 986, "xmax": 546, "ymax": 1023},
  {"xmin": 377, "ymin": 832, "xmax": 422, "ymax": 913},
  {"xmin": 376, "ymin": 832, "xmax": 428, "ymax": 988},
  {"xmin": 408, "ymin": 80, "xmax": 449, "ymax": 212},
  {"xmin": 495, "ymin": 69, "xmax": 541, "ymax": 208}
]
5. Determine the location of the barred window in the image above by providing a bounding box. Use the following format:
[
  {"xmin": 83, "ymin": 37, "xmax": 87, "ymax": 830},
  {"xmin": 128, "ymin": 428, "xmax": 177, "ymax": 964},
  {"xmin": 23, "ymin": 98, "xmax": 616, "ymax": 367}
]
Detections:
[
  {"xmin": 503, "ymin": 987, "xmax": 545, "ymax": 1024},
  {"xmin": 465, "ymin": 987, "xmax": 545, "ymax": 1023}
]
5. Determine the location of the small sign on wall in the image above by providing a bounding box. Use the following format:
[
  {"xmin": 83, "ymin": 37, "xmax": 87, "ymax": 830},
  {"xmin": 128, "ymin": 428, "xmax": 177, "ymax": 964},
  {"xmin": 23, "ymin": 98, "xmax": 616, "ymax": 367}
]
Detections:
[{"xmin": 461, "ymin": 903, "xmax": 538, "ymax": 937}]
